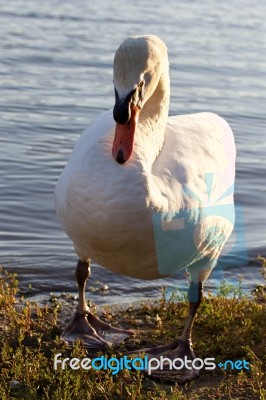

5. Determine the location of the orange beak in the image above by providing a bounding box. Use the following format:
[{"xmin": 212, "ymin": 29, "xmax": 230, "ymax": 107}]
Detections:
[{"xmin": 112, "ymin": 103, "xmax": 141, "ymax": 164}]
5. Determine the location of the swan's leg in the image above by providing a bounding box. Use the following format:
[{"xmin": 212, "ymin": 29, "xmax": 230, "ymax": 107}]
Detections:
[
  {"xmin": 179, "ymin": 280, "xmax": 203, "ymax": 343},
  {"xmin": 135, "ymin": 268, "xmax": 212, "ymax": 383},
  {"xmin": 61, "ymin": 260, "xmax": 134, "ymax": 349}
]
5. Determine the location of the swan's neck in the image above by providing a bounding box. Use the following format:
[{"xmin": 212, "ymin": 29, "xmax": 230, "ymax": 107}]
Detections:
[{"xmin": 135, "ymin": 70, "xmax": 170, "ymax": 166}]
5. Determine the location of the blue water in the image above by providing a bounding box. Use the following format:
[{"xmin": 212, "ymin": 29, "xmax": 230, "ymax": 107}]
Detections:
[{"xmin": 1, "ymin": 0, "xmax": 265, "ymax": 304}]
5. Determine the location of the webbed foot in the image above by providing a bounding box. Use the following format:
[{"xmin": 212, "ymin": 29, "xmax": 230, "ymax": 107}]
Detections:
[
  {"xmin": 130, "ymin": 339, "xmax": 199, "ymax": 383},
  {"xmin": 62, "ymin": 311, "xmax": 134, "ymax": 349}
]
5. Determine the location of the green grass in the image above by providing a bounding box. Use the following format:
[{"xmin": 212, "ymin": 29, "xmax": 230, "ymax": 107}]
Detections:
[{"xmin": 0, "ymin": 259, "xmax": 265, "ymax": 400}]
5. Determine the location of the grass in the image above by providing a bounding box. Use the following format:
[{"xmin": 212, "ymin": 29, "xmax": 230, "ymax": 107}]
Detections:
[{"xmin": 0, "ymin": 259, "xmax": 266, "ymax": 400}]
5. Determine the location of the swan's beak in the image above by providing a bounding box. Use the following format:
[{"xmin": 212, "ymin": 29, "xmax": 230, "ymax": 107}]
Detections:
[{"xmin": 112, "ymin": 103, "xmax": 141, "ymax": 164}]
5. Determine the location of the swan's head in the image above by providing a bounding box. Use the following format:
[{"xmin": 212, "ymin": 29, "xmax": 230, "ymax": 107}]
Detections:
[{"xmin": 112, "ymin": 35, "xmax": 168, "ymax": 164}]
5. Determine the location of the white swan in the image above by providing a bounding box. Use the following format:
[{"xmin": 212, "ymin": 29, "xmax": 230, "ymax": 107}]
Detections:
[{"xmin": 55, "ymin": 35, "xmax": 235, "ymax": 382}]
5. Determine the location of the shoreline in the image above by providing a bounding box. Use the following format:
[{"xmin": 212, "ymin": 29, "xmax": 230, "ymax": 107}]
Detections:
[{"xmin": 0, "ymin": 263, "xmax": 265, "ymax": 399}]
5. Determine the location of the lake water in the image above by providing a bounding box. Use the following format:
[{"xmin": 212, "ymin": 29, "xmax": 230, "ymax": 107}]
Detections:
[{"xmin": 1, "ymin": 0, "xmax": 265, "ymax": 305}]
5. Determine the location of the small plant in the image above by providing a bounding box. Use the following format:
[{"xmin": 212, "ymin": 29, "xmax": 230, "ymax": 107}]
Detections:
[
  {"xmin": 252, "ymin": 256, "xmax": 266, "ymax": 302},
  {"xmin": 257, "ymin": 256, "xmax": 266, "ymax": 278},
  {"xmin": 216, "ymin": 276, "xmax": 244, "ymax": 299}
]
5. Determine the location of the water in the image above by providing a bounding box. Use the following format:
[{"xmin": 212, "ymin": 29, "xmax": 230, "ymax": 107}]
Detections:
[{"xmin": 1, "ymin": 0, "xmax": 265, "ymax": 305}]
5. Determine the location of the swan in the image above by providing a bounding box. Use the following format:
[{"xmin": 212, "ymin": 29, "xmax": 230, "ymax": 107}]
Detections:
[{"xmin": 55, "ymin": 35, "xmax": 235, "ymax": 382}]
